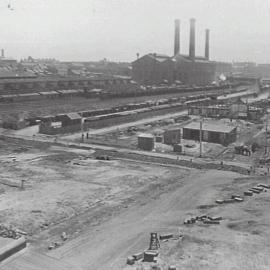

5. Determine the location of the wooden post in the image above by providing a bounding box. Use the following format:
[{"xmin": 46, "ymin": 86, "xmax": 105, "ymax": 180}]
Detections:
[
  {"xmin": 199, "ymin": 120, "xmax": 202, "ymax": 157},
  {"xmin": 265, "ymin": 116, "xmax": 268, "ymax": 155},
  {"xmin": 21, "ymin": 180, "xmax": 26, "ymax": 190}
]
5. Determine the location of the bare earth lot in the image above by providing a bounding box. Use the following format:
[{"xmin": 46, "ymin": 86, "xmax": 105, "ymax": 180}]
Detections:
[
  {"xmin": 1, "ymin": 138, "xmax": 270, "ymax": 270},
  {"xmin": 0, "ymin": 139, "xmax": 189, "ymax": 251}
]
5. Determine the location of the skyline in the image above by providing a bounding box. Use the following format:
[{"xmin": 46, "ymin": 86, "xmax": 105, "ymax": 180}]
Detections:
[{"xmin": 0, "ymin": 0, "xmax": 270, "ymax": 63}]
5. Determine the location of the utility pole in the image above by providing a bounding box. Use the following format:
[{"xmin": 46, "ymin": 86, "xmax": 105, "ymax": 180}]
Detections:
[
  {"xmin": 199, "ymin": 120, "xmax": 202, "ymax": 157},
  {"xmin": 81, "ymin": 117, "xmax": 84, "ymax": 143},
  {"xmin": 21, "ymin": 180, "xmax": 26, "ymax": 190},
  {"xmin": 265, "ymin": 115, "xmax": 268, "ymax": 155}
]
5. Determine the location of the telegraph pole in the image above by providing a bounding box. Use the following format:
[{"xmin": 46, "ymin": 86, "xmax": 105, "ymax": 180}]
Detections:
[
  {"xmin": 81, "ymin": 117, "xmax": 84, "ymax": 143},
  {"xmin": 199, "ymin": 120, "xmax": 202, "ymax": 157},
  {"xmin": 265, "ymin": 115, "xmax": 268, "ymax": 155}
]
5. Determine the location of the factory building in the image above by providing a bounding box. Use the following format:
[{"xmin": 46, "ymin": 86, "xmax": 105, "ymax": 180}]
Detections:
[{"xmin": 132, "ymin": 19, "xmax": 232, "ymax": 85}]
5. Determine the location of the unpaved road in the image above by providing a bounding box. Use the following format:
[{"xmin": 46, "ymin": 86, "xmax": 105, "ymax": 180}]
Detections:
[
  {"xmin": 49, "ymin": 169, "xmax": 241, "ymax": 270},
  {"xmin": 63, "ymin": 110, "xmax": 188, "ymax": 139}
]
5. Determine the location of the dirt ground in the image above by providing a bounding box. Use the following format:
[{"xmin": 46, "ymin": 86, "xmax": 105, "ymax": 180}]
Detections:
[
  {"xmin": 48, "ymin": 169, "xmax": 270, "ymax": 270},
  {"xmin": 0, "ymin": 139, "xmax": 189, "ymax": 252},
  {"xmin": 1, "ymin": 137, "xmax": 270, "ymax": 269},
  {"xmin": 84, "ymin": 116, "xmax": 266, "ymax": 161}
]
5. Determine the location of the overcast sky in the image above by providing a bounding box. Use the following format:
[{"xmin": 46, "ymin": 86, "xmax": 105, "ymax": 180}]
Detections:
[{"xmin": 0, "ymin": 0, "xmax": 269, "ymax": 63}]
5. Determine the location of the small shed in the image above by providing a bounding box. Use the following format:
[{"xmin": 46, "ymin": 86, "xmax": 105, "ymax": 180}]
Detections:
[
  {"xmin": 138, "ymin": 133, "xmax": 154, "ymax": 151},
  {"xmin": 173, "ymin": 144, "xmax": 183, "ymax": 153},
  {"xmin": 164, "ymin": 128, "xmax": 181, "ymax": 145},
  {"xmin": 62, "ymin": 113, "xmax": 82, "ymax": 127}
]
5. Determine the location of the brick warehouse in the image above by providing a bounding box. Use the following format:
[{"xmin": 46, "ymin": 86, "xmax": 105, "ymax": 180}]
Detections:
[{"xmin": 132, "ymin": 18, "xmax": 232, "ymax": 85}]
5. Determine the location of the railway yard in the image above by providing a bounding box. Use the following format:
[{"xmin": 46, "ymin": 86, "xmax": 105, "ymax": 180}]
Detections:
[
  {"xmin": 1, "ymin": 83, "xmax": 270, "ymax": 270},
  {"xmin": 1, "ymin": 1, "xmax": 270, "ymax": 268}
]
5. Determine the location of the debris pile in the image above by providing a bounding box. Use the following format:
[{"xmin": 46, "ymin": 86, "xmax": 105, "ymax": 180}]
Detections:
[
  {"xmin": 216, "ymin": 195, "xmax": 244, "ymax": 204},
  {"xmin": 0, "ymin": 224, "xmax": 27, "ymax": 239},
  {"xmin": 184, "ymin": 215, "xmax": 222, "ymax": 225},
  {"xmin": 215, "ymin": 183, "xmax": 270, "ymax": 204},
  {"xmin": 244, "ymin": 183, "xmax": 270, "ymax": 196},
  {"xmin": 48, "ymin": 231, "xmax": 68, "ymax": 250},
  {"xmin": 126, "ymin": 232, "xmax": 182, "ymax": 266}
]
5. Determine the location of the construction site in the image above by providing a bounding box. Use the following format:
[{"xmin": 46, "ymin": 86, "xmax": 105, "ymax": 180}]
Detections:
[{"xmin": 1, "ymin": 6, "xmax": 270, "ymax": 270}]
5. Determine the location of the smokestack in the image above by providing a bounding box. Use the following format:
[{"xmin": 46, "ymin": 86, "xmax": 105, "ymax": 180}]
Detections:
[
  {"xmin": 205, "ymin": 29, "xmax": 210, "ymax": 60},
  {"xmin": 174, "ymin": 19, "xmax": 180, "ymax": 55},
  {"xmin": 189, "ymin": 18, "xmax": 196, "ymax": 60},
  {"xmin": 1, "ymin": 49, "xmax": 4, "ymax": 58}
]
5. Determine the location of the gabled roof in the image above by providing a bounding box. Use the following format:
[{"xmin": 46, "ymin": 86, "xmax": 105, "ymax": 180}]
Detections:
[
  {"xmin": 133, "ymin": 53, "xmax": 171, "ymax": 64},
  {"xmin": 133, "ymin": 52, "xmax": 214, "ymax": 65},
  {"xmin": 148, "ymin": 53, "xmax": 171, "ymax": 62}
]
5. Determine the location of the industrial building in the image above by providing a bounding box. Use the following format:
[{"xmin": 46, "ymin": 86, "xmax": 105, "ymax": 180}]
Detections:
[
  {"xmin": 132, "ymin": 19, "xmax": 232, "ymax": 85},
  {"xmin": 182, "ymin": 122, "xmax": 237, "ymax": 146},
  {"xmin": 188, "ymin": 99, "xmax": 264, "ymax": 120}
]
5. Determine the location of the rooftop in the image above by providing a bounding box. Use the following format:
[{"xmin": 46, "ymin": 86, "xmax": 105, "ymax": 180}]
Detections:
[
  {"xmin": 183, "ymin": 121, "xmax": 236, "ymax": 133},
  {"xmin": 66, "ymin": 112, "xmax": 82, "ymax": 120},
  {"xmin": 138, "ymin": 133, "xmax": 154, "ymax": 138},
  {"xmin": 148, "ymin": 53, "xmax": 171, "ymax": 62}
]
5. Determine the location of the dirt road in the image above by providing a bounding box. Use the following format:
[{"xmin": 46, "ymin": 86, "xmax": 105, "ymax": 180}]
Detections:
[
  {"xmin": 62, "ymin": 110, "xmax": 188, "ymax": 140},
  {"xmin": 49, "ymin": 169, "xmax": 239, "ymax": 270}
]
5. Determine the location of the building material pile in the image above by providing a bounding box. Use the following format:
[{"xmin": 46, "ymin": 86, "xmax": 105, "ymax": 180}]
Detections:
[
  {"xmin": 245, "ymin": 183, "xmax": 270, "ymax": 196},
  {"xmin": 184, "ymin": 215, "xmax": 222, "ymax": 225},
  {"xmin": 0, "ymin": 224, "xmax": 27, "ymax": 239},
  {"xmin": 126, "ymin": 231, "xmax": 182, "ymax": 266},
  {"xmin": 215, "ymin": 195, "xmax": 244, "ymax": 204},
  {"xmin": 216, "ymin": 183, "xmax": 270, "ymax": 204}
]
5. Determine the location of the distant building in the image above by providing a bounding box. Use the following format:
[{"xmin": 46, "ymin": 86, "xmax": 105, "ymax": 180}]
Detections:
[
  {"xmin": 0, "ymin": 49, "xmax": 17, "ymax": 67},
  {"xmin": 187, "ymin": 99, "xmax": 264, "ymax": 121},
  {"xmin": 132, "ymin": 19, "xmax": 232, "ymax": 86},
  {"xmin": 232, "ymin": 62, "xmax": 257, "ymax": 77},
  {"xmin": 54, "ymin": 63, "xmax": 69, "ymax": 76},
  {"xmin": 232, "ymin": 62, "xmax": 270, "ymax": 78},
  {"xmin": 257, "ymin": 64, "xmax": 270, "ymax": 78}
]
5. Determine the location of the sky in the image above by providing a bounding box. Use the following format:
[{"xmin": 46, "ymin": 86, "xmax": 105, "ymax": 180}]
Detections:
[{"xmin": 0, "ymin": 0, "xmax": 270, "ymax": 63}]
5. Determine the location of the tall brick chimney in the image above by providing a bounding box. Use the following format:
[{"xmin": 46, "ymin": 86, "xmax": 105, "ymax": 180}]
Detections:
[
  {"xmin": 1, "ymin": 49, "xmax": 4, "ymax": 58},
  {"xmin": 205, "ymin": 29, "xmax": 210, "ymax": 60},
  {"xmin": 189, "ymin": 18, "xmax": 196, "ymax": 60},
  {"xmin": 174, "ymin": 19, "xmax": 180, "ymax": 55}
]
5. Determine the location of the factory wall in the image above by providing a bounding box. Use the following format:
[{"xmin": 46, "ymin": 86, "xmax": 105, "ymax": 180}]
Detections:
[
  {"xmin": 132, "ymin": 55, "xmax": 174, "ymax": 85},
  {"xmin": 174, "ymin": 60, "xmax": 216, "ymax": 85},
  {"xmin": 214, "ymin": 62, "xmax": 233, "ymax": 80},
  {"xmin": 132, "ymin": 56, "xmax": 219, "ymax": 86}
]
